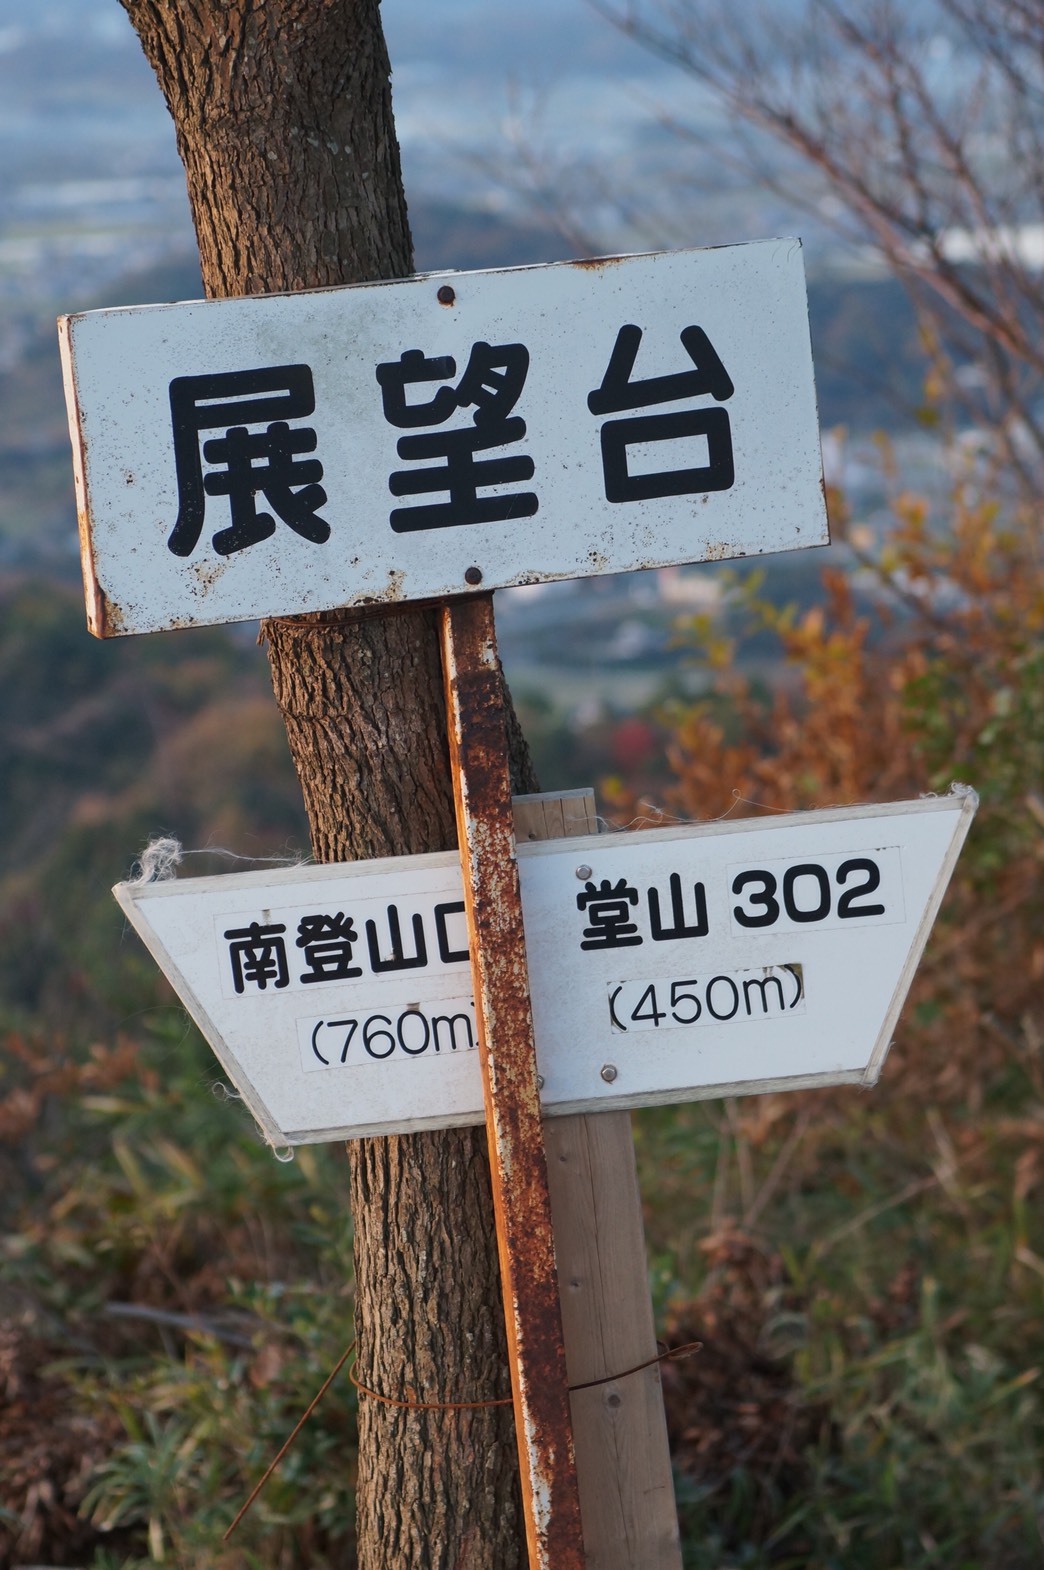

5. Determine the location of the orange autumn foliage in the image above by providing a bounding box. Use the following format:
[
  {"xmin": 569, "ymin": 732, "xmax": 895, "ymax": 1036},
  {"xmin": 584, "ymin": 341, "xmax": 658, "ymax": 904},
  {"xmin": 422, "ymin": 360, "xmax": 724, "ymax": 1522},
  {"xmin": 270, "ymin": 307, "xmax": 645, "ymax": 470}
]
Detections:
[{"xmin": 611, "ymin": 481, "xmax": 1043, "ymax": 1111}]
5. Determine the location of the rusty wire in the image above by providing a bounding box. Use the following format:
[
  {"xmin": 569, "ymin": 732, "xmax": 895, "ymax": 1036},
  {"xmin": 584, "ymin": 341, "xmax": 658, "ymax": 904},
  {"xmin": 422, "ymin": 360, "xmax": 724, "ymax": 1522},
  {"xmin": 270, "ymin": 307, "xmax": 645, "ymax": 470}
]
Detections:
[{"xmin": 225, "ymin": 1338, "xmax": 702, "ymax": 1540}]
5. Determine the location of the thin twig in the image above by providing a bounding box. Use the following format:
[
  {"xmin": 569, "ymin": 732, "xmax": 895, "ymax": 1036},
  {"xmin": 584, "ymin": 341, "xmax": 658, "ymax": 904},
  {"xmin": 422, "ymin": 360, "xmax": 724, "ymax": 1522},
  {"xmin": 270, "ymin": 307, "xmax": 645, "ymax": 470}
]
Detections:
[{"xmin": 743, "ymin": 1108, "xmax": 814, "ymax": 1231}]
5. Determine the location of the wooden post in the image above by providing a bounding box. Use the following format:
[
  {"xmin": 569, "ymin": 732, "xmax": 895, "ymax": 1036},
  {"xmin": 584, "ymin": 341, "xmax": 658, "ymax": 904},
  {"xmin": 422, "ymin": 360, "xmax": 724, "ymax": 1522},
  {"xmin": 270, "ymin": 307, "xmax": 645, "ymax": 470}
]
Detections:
[{"xmin": 513, "ymin": 790, "xmax": 683, "ymax": 1570}]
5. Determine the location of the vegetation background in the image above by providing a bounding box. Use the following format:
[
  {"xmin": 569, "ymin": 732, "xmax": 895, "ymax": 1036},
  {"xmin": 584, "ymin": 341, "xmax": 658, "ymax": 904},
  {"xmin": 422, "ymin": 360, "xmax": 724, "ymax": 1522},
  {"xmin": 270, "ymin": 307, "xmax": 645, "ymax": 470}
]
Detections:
[{"xmin": 1, "ymin": 1, "xmax": 1042, "ymax": 1567}]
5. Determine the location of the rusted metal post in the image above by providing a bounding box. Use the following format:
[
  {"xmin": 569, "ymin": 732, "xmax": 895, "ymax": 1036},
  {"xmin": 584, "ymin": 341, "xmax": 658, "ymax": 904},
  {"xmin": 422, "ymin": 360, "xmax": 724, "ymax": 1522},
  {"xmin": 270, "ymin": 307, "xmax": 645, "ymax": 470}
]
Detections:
[{"xmin": 440, "ymin": 593, "xmax": 586, "ymax": 1570}]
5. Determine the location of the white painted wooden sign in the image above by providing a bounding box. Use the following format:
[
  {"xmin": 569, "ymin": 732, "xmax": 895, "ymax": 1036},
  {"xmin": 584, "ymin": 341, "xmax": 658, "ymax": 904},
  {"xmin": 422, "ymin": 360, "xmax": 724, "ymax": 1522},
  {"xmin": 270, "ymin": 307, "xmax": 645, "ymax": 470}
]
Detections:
[
  {"xmin": 60, "ymin": 241, "xmax": 828, "ymax": 637},
  {"xmin": 115, "ymin": 791, "xmax": 975, "ymax": 1148}
]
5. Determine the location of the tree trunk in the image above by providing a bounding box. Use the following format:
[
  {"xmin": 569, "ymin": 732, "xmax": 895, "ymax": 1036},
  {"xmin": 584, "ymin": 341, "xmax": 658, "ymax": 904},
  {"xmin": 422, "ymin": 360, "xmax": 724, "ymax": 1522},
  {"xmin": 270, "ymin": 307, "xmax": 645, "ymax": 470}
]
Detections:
[{"xmin": 118, "ymin": 3, "xmax": 532, "ymax": 1564}]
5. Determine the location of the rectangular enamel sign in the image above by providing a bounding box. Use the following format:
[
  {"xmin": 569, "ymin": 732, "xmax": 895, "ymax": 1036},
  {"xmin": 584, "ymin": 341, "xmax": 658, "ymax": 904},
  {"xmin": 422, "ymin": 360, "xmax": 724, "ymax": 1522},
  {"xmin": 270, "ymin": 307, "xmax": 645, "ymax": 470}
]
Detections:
[
  {"xmin": 115, "ymin": 792, "xmax": 975, "ymax": 1147},
  {"xmin": 60, "ymin": 240, "xmax": 828, "ymax": 637}
]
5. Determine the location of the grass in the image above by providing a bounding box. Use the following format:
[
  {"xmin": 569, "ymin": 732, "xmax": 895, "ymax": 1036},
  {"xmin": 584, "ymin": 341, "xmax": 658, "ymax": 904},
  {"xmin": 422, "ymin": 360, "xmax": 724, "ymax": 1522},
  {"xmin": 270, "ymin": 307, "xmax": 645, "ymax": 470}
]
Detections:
[
  {"xmin": 630, "ymin": 1074, "xmax": 1044, "ymax": 1568},
  {"xmin": 3, "ymin": 1002, "xmax": 1042, "ymax": 1566}
]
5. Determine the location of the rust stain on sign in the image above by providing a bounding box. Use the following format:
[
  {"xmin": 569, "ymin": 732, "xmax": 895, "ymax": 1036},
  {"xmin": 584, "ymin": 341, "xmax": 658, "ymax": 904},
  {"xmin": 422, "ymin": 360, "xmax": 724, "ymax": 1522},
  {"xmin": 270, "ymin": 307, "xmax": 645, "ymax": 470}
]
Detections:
[
  {"xmin": 440, "ymin": 593, "xmax": 585, "ymax": 1570},
  {"xmin": 91, "ymin": 583, "xmax": 123, "ymax": 639},
  {"xmin": 190, "ymin": 557, "xmax": 231, "ymax": 594},
  {"xmin": 570, "ymin": 254, "xmax": 628, "ymax": 269}
]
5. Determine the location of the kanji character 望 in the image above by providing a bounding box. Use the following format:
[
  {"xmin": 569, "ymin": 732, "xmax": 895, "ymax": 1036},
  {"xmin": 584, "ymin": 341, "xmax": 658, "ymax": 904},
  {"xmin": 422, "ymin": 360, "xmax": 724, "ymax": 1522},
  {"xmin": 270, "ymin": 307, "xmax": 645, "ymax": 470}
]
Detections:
[{"xmin": 375, "ymin": 342, "xmax": 538, "ymax": 532}]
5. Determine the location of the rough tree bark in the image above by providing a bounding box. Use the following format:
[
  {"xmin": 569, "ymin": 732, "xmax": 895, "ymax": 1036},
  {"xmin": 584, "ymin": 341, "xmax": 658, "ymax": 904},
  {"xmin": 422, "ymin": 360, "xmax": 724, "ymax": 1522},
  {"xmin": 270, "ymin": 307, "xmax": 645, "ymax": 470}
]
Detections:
[{"xmin": 117, "ymin": 3, "xmax": 532, "ymax": 1565}]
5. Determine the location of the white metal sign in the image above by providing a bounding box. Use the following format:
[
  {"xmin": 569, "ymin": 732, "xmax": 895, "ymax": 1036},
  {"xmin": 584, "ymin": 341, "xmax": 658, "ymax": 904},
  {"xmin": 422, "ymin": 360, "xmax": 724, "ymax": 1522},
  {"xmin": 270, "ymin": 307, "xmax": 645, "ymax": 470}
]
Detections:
[
  {"xmin": 115, "ymin": 791, "xmax": 975, "ymax": 1147},
  {"xmin": 60, "ymin": 241, "xmax": 828, "ymax": 637}
]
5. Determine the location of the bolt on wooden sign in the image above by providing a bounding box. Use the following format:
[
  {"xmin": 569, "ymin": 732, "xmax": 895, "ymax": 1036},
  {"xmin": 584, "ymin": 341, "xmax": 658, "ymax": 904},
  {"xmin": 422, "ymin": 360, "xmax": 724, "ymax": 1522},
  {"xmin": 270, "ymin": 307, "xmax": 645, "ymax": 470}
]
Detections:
[
  {"xmin": 116, "ymin": 792, "xmax": 975, "ymax": 1149},
  {"xmin": 59, "ymin": 241, "xmax": 828, "ymax": 637}
]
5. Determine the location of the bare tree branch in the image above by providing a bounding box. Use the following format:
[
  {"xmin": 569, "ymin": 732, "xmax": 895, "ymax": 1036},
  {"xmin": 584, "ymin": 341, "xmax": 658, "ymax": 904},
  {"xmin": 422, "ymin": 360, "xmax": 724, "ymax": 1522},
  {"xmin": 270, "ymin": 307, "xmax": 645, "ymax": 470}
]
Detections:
[{"xmin": 590, "ymin": 0, "xmax": 1044, "ymax": 484}]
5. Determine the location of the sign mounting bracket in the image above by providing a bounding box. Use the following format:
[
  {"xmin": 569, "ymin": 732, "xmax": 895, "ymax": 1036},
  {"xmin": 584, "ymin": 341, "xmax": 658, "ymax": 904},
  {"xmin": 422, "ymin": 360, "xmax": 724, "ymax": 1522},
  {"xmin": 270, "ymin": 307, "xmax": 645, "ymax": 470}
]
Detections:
[{"xmin": 440, "ymin": 591, "xmax": 586, "ymax": 1570}]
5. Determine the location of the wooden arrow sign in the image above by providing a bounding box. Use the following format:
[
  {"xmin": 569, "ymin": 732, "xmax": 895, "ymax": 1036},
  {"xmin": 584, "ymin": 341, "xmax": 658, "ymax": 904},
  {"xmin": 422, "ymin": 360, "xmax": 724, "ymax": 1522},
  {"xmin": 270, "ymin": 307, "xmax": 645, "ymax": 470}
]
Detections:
[{"xmin": 115, "ymin": 789, "xmax": 976, "ymax": 1148}]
